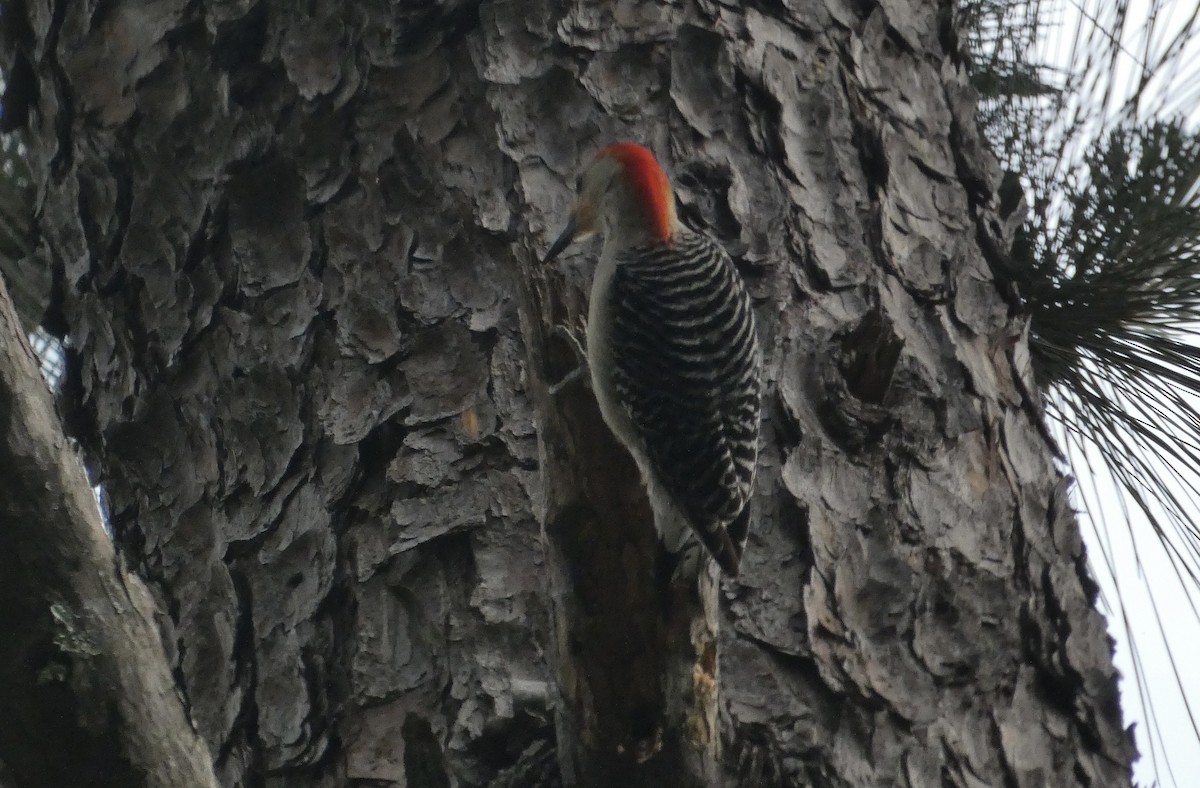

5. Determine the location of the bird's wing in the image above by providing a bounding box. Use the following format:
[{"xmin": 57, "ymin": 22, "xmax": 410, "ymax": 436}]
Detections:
[{"xmin": 609, "ymin": 232, "xmax": 761, "ymax": 573}]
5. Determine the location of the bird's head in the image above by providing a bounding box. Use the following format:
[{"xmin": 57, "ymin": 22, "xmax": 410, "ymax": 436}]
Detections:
[{"xmin": 544, "ymin": 143, "xmax": 677, "ymax": 262}]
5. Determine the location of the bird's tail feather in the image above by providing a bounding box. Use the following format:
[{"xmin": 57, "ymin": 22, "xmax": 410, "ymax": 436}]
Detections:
[
  {"xmin": 651, "ymin": 487, "xmax": 748, "ymax": 577},
  {"xmin": 694, "ymin": 514, "xmax": 743, "ymax": 577}
]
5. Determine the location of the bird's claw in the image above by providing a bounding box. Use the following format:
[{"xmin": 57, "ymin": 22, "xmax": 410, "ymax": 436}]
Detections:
[
  {"xmin": 552, "ymin": 322, "xmax": 587, "ymax": 363},
  {"xmin": 547, "ymin": 321, "xmax": 589, "ymax": 395}
]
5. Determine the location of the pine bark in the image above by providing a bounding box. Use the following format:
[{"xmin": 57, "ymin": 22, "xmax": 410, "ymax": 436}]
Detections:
[{"xmin": 1, "ymin": 0, "xmax": 1136, "ymax": 786}]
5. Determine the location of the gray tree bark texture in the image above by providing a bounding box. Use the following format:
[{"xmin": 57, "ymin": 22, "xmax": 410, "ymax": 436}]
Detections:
[
  {"xmin": 0, "ymin": 0, "xmax": 1136, "ymax": 786},
  {"xmin": 0, "ymin": 274, "xmax": 219, "ymax": 788}
]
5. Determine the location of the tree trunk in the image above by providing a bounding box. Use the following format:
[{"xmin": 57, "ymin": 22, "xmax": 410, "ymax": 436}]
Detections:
[
  {"xmin": 1, "ymin": 0, "xmax": 1136, "ymax": 786},
  {"xmin": 0, "ymin": 274, "xmax": 218, "ymax": 788}
]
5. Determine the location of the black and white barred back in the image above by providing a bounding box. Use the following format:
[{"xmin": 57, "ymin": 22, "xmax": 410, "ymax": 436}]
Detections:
[{"xmin": 608, "ymin": 227, "xmax": 762, "ymax": 575}]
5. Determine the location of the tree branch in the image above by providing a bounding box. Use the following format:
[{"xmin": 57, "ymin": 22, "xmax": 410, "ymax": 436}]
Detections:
[{"xmin": 0, "ymin": 274, "xmax": 218, "ymax": 788}]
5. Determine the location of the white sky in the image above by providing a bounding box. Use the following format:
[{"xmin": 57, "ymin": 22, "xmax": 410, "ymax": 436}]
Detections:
[{"xmin": 1034, "ymin": 2, "xmax": 1200, "ymax": 785}]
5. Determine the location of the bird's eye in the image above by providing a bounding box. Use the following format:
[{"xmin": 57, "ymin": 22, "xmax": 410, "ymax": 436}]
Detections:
[{"xmin": 574, "ymin": 176, "xmax": 583, "ymax": 193}]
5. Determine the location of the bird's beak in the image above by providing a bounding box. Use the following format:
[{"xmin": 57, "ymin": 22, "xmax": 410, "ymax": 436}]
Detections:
[{"xmin": 543, "ymin": 213, "xmax": 578, "ymax": 263}]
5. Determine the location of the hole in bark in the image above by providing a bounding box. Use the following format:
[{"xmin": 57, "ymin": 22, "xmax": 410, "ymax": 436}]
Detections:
[
  {"xmin": 675, "ymin": 161, "xmax": 742, "ymax": 244},
  {"xmin": 358, "ymin": 420, "xmax": 405, "ymax": 474},
  {"xmin": 853, "ymin": 123, "xmax": 889, "ymax": 194},
  {"xmin": 816, "ymin": 309, "xmax": 905, "ymax": 451},
  {"xmin": 839, "ymin": 309, "xmax": 903, "ymax": 403}
]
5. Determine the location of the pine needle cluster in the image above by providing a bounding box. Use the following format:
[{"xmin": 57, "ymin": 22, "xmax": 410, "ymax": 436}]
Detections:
[{"xmin": 963, "ymin": 2, "xmax": 1200, "ymax": 784}]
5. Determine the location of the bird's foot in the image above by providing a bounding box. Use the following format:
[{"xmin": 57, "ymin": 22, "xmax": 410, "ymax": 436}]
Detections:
[{"xmin": 547, "ymin": 321, "xmax": 590, "ymax": 396}]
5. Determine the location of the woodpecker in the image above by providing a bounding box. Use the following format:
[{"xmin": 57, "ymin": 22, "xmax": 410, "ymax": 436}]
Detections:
[{"xmin": 543, "ymin": 143, "xmax": 762, "ymax": 576}]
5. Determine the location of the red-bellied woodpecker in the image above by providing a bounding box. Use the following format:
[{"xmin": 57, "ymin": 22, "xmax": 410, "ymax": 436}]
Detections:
[{"xmin": 544, "ymin": 143, "xmax": 762, "ymax": 576}]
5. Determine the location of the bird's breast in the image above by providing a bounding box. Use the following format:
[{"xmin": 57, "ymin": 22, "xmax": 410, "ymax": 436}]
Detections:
[{"xmin": 587, "ymin": 250, "xmax": 640, "ymax": 450}]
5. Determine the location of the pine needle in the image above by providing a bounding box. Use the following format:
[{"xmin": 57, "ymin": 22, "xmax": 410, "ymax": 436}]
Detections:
[{"xmin": 965, "ymin": 3, "xmax": 1200, "ymax": 785}]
